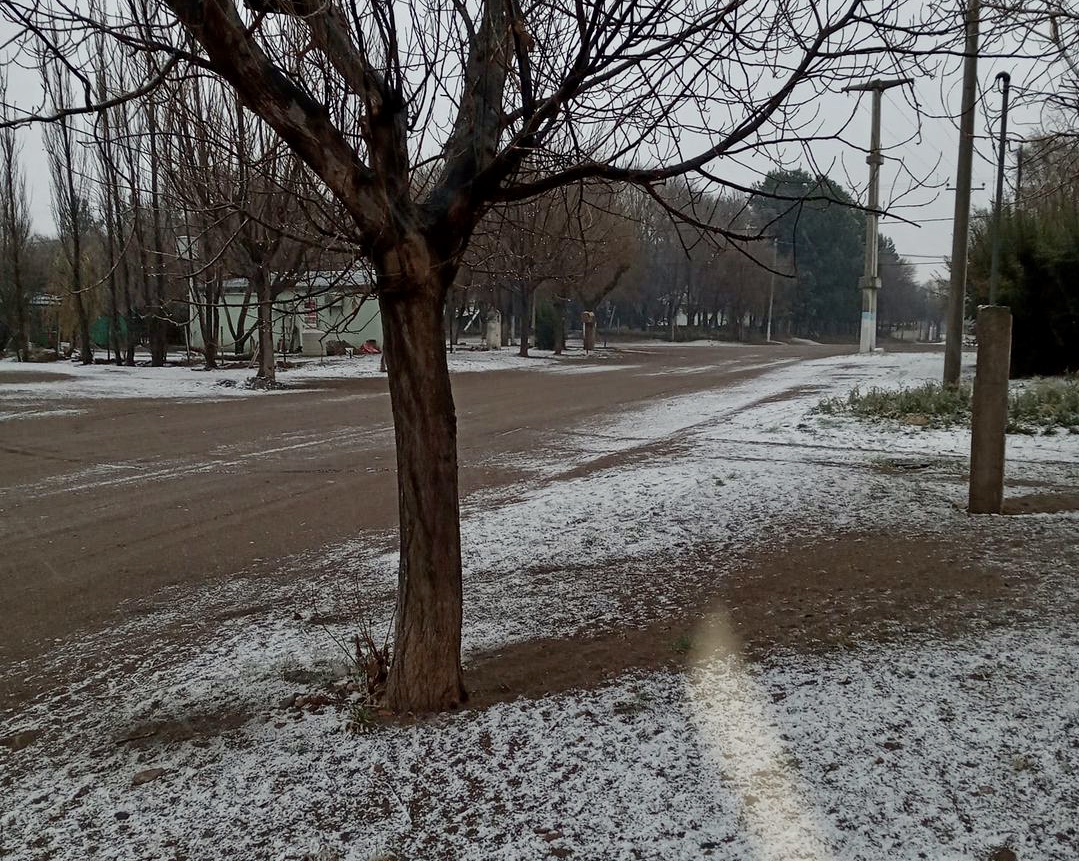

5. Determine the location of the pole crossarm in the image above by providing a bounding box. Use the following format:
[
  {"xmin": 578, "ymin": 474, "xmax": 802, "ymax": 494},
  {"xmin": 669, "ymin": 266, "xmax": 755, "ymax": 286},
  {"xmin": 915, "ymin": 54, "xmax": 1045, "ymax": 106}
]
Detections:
[
  {"xmin": 988, "ymin": 71, "xmax": 1012, "ymax": 306},
  {"xmin": 841, "ymin": 77, "xmax": 914, "ymax": 93}
]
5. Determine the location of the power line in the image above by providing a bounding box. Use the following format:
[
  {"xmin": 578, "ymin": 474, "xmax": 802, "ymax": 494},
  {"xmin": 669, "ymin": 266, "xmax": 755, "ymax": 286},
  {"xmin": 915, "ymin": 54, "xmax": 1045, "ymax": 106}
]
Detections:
[{"xmin": 910, "ymin": 213, "xmax": 991, "ymax": 223}]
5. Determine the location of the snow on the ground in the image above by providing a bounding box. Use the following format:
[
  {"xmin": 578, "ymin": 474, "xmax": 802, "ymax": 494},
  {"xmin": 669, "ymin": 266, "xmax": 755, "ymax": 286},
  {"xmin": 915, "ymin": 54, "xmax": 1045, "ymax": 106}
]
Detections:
[
  {"xmin": 617, "ymin": 338, "xmax": 753, "ymax": 349},
  {"xmin": 3, "ymin": 628, "xmax": 1075, "ymax": 860},
  {"xmin": 0, "ymin": 347, "xmax": 622, "ymax": 414},
  {"xmin": 2, "ymin": 348, "xmax": 1078, "ymax": 860},
  {"xmin": 0, "ymin": 406, "xmax": 86, "ymax": 422}
]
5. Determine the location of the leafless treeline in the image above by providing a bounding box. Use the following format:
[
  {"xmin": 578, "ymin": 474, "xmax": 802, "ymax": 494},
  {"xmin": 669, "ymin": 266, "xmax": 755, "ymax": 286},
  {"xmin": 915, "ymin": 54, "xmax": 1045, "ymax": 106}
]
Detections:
[
  {"xmin": 1, "ymin": 41, "xmax": 361, "ymax": 377},
  {"xmin": 2, "ymin": 53, "xmax": 921, "ymax": 370}
]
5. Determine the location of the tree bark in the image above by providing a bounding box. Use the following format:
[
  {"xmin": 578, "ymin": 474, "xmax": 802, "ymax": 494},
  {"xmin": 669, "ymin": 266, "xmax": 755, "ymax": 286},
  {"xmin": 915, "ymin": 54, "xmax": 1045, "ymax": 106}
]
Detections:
[
  {"xmin": 231, "ymin": 286, "xmax": 254, "ymax": 356},
  {"xmin": 518, "ymin": 285, "xmax": 534, "ymax": 358},
  {"xmin": 553, "ymin": 297, "xmax": 566, "ymax": 355},
  {"xmin": 378, "ymin": 254, "xmax": 465, "ymax": 713},
  {"xmin": 202, "ymin": 282, "xmax": 220, "ymax": 370},
  {"xmin": 74, "ymin": 289, "xmax": 93, "ymax": 365},
  {"xmin": 254, "ymin": 269, "xmax": 275, "ymax": 382},
  {"xmin": 148, "ymin": 315, "xmax": 167, "ymax": 366}
]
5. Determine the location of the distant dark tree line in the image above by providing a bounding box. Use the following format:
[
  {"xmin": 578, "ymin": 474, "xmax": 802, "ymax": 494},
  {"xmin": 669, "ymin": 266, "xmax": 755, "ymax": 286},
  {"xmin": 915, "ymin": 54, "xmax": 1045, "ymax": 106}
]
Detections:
[{"xmin": 968, "ymin": 136, "xmax": 1079, "ymax": 376}]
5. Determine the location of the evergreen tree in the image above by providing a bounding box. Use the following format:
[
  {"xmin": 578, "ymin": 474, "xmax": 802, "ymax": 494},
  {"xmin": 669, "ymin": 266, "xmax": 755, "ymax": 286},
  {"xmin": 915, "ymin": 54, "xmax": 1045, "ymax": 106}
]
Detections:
[{"xmin": 751, "ymin": 169, "xmax": 865, "ymax": 338}]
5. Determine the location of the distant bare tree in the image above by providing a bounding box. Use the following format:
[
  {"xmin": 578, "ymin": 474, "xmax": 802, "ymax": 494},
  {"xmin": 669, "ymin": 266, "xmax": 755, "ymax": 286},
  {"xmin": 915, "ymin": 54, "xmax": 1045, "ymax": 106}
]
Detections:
[
  {"xmin": 166, "ymin": 76, "xmax": 354, "ymax": 379},
  {"xmin": 0, "ymin": 78, "xmax": 31, "ymax": 360},
  {"xmin": 43, "ymin": 66, "xmax": 95, "ymax": 365},
  {"xmin": 474, "ymin": 187, "xmax": 591, "ymax": 358},
  {"xmin": 164, "ymin": 77, "xmax": 234, "ymax": 369},
  {"xmin": 90, "ymin": 44, "xmax": 138, "ymax": 365}
]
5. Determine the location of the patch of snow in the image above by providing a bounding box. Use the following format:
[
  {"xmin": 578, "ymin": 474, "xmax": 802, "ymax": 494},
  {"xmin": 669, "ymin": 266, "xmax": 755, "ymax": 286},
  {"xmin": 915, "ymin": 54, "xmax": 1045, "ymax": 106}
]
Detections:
[
  {"xmin": 616, "ymin": 339, "xmax": 755, "ymax": 349},
  {"xmin": 3, "ymin": 628, "xmax": 1075, "ymax": 860},
  {"xmin": 0, "ymin": 349, "xmax": 631, "ymax": 405},
  {"xmin": 0, "ymin": 406, "xmax": 86, "ymax": 422}
]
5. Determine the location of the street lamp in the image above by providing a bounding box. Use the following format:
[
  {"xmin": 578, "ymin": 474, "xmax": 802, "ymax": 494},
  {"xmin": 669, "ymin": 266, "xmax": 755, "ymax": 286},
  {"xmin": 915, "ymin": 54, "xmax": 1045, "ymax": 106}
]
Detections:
[{"xmin": 988, "ymin": 72, "xmax": 1011, "ymax": 306}]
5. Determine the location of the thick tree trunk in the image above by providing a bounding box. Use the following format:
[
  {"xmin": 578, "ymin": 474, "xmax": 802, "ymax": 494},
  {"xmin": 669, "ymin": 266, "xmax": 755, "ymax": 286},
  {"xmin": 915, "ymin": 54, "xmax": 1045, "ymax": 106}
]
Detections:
[
  {"xmin": 108, "ymin": 281, "xmax": 122, "ymax": 365},
  {"xmin": 233, "ymin": 287, "xmax": 254, "ymax": 356},
  {"xmin": 149, "ymin": 315, "xmax": 168, "ymax": 366},
  {"xmin": 518, "ymin": 286, "xmax": 534, "ymax": 358},
  {"xmin": 553, "ymin": 297, "xmax": 566, "ymax": 355},
  {"xmin": 379, "ymin": 261, "xmax": 465, "ymax": 714},
  {"xmin": 202, "ymin": 296, "xmax": 220, "ymax": 370},
  {"xmin": 255, "ymin": 272, "xmax": 275, "ymax": 382},
  {"xmin": 74, "ymin": 291, "xmax": 92, "ymax": 365}
]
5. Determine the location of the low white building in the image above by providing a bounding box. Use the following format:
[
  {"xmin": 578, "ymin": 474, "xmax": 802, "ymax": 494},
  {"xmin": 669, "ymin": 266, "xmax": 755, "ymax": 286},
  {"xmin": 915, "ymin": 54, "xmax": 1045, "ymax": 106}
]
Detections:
[{"xmin": 189, "ymin": 270, "xmax": 383, "ymax": 357}]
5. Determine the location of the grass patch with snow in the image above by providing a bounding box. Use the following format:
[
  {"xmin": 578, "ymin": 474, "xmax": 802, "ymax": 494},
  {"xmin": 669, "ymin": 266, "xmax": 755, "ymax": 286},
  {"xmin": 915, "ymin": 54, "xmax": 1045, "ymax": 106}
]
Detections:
[
  {"xmin": 1009, "ymin": 376, "xmax": 1079, "ymax": 434},
  {"xmin": 817, "ymin": 382, "xmax": 972, "ymax": 429},
  {"xmin": 817, "ymin": 376, "xmax": 1079, "ymax": 434}
]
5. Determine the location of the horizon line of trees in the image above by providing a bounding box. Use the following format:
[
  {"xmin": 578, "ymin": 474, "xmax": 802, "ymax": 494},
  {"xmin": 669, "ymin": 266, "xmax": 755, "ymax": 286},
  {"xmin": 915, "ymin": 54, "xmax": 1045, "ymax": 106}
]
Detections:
[{"xmin": 1, "ymin": 141, "xmax": 941, "ymax": 363}]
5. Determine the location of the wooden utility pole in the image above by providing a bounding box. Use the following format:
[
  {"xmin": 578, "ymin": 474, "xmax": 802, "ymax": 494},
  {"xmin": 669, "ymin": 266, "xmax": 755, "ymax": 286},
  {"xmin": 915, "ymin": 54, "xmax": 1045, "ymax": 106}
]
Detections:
[
  {"xmin": 944, "ymin": 0, "xmax": 981, "ymax": 386},
  {"xmin": 844, "ymin": 77, "xmax": 913, "ymax": 353}
]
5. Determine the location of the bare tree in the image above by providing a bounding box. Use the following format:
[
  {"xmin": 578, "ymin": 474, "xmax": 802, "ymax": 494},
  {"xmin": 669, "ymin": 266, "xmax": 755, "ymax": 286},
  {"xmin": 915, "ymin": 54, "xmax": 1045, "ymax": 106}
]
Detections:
[
  {"xmin": 90, "ymin": 44, "xmax": 138, "ymax": 365},
  {"xmin": 165, "ymin": 76, "xmax": 354, "ymax": 377},
  {"xmin": 562, "ymin": 186, "xmax": 638, "ymax": 348},
  {"xmin": 231, "ymin": 107, "xmax": 318, "ymax": 382},
  {"xmin": 473, "ymin": 188, "xmax": 584, "ymax": 358},
  {"xmin": 43, "ymin": 66, "xmax": 95, "ymax": 365},
  {"xmin": 165, "ymin": 77, "xmax": 237, "ymax": 369},
  {"xmin": 143, "ymin": 95, "xmax": 172, "ymax": 365},
  {"xmin": 0, "ymin": 79, "xmax": 31, "ymax": 360},
  {"xmin": 106, "ymin": 87, "xmax": 167, "ymax": 365}
]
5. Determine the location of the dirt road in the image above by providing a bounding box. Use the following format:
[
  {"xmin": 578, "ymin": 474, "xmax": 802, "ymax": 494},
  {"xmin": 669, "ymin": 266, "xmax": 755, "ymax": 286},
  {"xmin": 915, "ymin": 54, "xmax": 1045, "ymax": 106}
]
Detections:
[{"xmin": 0, "ymin": 343, "xmax": 846, "ymax": 684}]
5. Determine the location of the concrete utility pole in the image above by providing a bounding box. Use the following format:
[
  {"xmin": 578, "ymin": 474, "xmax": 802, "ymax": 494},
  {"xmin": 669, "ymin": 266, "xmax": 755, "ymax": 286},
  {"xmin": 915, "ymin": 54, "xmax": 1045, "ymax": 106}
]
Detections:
[
  {"xmin": 944, "ymin": 0, "xmax": 981, "ymax": 386},
  {"xmin": 844, "ymin": 77, "xmax": 913, "ymax": 353},
  {"xmin": 988, "ymin": 72, "xmax": 1012, "ymax": 306},
  {"xmin": 969, "ymin": 306, "xmax": 1012, "ymax": 514}
]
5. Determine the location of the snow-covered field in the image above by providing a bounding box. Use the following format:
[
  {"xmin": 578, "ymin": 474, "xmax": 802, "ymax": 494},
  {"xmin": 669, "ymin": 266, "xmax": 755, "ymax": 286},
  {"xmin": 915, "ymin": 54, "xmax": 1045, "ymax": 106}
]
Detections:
[
  {"xmin": 0, "ymin": 347, "xmax": 623, "ymax": 416},
  {"xmin": 2, "ymin": 348, "xmax": 1077, "ymax": 861}
]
